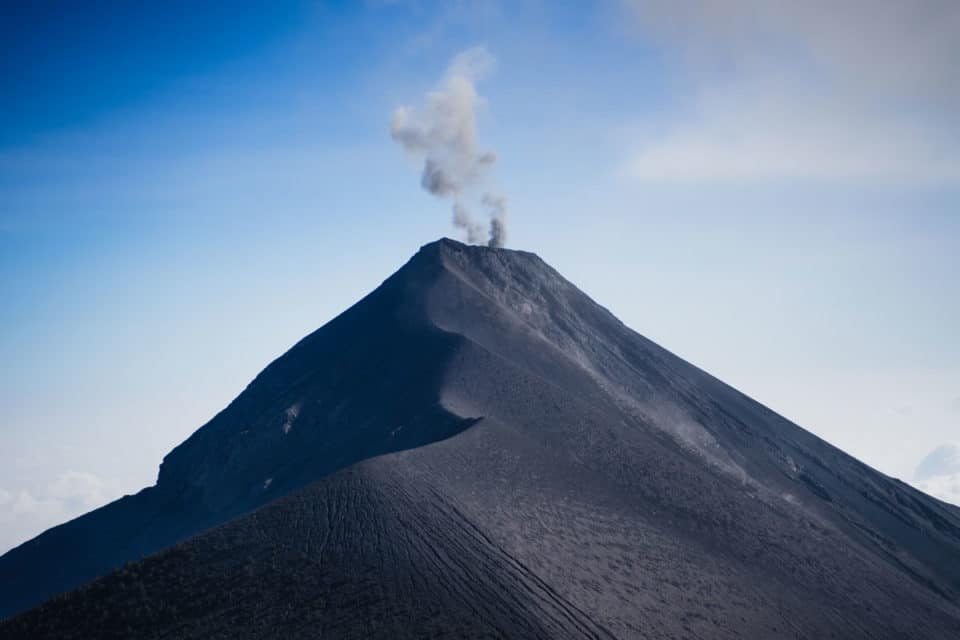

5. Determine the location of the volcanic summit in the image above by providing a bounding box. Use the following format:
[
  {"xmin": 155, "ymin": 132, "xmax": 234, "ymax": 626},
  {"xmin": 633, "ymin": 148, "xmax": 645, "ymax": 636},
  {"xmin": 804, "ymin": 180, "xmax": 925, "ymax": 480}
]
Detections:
[{"xmin": 2, "ymin": 238, "xmax": 959, "ymax": 638}]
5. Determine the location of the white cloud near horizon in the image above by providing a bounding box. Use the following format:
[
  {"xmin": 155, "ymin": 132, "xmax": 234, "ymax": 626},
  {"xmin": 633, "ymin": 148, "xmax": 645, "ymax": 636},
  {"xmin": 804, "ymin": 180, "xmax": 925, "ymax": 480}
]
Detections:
[
  {"xmin": 623, "ymin": 0, "xmax": 960, "ymax": 183},
  {"xmin": 0, "ymin": 471, "xmax": 114, "ymax": 554},
  {"xmin": 912, "ymin": 442, "xmax": 960, "ymax": 507},
  {"xmin": 914, "ymin": 474, "xmax": 960, "ymax": 507}
]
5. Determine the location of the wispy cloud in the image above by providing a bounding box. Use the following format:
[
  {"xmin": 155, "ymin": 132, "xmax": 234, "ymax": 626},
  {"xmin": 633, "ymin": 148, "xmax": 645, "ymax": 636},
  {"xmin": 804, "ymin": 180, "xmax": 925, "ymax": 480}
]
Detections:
[
  {"xmin": 913, "ymin": 442, "xmax": 960, "ymax": 506},
  {"xmin": 914, "ymin": 474, "xmax": 960, "ymax": 507},
  {"xmin": 0, "ymin": 471, "xmax": 112, "ymax": 553},
  {"xmin": 622, "ymin": 0, "xmax": 960, "ymax": 184}
]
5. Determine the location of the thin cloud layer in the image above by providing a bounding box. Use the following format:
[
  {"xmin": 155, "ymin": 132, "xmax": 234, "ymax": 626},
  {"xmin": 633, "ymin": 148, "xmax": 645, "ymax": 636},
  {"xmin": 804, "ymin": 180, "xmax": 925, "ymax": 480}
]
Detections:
[
  {"xmin": 0, "ymin": 471, "xmax": 111, "ymax": 553},
  {"xmin": 913, "ymin": 442, "xmax": 960, "ymax": 506},
  {"xmin": 915, "ymin": 474, "xmax": 960, "ymax": 507},
  {"xmin": 623, "ymin": 0, "xmax": 960, "ymax": 183}
]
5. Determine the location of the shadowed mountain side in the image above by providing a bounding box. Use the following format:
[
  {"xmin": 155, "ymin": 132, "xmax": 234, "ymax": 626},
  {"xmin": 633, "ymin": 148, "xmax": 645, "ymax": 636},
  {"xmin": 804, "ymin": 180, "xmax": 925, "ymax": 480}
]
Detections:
[{"xmin": 2, "ymin": 238, "xmax": 960, "ymax": 638}]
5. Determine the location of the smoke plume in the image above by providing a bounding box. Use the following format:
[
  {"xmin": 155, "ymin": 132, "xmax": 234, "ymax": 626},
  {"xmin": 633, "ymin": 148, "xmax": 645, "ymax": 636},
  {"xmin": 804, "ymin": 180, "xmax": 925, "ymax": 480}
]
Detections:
[
  {"xmin": 482, "ymin": 193, "xmax": 507, "ymax": 248},
  {"xmin": 452, "ymin": 202, "xmax": 484, "ymax": 244},
  {"xmin": 391, "ymin": 47, "xmax": 509, "ymax": 247}
]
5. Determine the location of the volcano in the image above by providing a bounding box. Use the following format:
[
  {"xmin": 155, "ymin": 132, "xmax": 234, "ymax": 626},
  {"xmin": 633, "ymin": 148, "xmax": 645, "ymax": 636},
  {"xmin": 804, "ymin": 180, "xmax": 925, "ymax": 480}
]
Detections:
[{"xmin": 2, "ymin": 238, "xmax": 959, "ymax": 638}]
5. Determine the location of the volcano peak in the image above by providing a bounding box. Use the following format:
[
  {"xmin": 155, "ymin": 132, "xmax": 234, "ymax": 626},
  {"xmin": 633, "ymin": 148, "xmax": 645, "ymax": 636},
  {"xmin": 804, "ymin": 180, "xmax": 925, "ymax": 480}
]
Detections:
[{"xmin": 3, "ymin": 240, "xmax": 960, "ymax": 639}]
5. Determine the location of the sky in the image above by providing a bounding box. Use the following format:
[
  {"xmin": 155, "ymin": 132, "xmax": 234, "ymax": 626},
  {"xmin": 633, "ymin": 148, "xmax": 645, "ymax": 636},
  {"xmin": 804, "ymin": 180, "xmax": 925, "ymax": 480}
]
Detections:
[{"xmin": 1, "ymin": 0, "xmax": 958, "ymax": 553}]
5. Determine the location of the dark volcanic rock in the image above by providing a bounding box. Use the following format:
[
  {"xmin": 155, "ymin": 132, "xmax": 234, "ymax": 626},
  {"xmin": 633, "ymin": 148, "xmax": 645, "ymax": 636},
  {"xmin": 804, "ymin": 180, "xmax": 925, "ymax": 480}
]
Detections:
[{"xmin": 2, "ymin": 238, "xmax": 960, "ymax": 638}]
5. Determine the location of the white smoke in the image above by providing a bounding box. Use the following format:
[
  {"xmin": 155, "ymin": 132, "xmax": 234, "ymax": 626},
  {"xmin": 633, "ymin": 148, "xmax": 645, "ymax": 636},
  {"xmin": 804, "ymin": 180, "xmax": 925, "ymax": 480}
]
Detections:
[
  {"xmin": 391, "ymin": 47, "xmax": 508, "ymax": 247},
  {"xmin": 482, "ymin": 193, "xmax": 507, "ymax": 248},
  {"xmin": 452, "ymin": 202, "xmax": 484, "ymax": 244}
]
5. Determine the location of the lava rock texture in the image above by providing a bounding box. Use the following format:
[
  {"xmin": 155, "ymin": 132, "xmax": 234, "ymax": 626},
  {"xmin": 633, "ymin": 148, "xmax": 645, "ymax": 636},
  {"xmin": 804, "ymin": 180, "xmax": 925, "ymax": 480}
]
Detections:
[{"xmin": 2, "ymin": 238, "xmax": 959, "ymax": 638}]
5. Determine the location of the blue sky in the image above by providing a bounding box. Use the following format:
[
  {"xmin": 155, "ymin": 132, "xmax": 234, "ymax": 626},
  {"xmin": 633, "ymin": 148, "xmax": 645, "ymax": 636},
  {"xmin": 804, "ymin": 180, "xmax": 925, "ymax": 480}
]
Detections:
[{"xmin": 1, "ymin": 0, "xmax": 959, "ymax": 551}]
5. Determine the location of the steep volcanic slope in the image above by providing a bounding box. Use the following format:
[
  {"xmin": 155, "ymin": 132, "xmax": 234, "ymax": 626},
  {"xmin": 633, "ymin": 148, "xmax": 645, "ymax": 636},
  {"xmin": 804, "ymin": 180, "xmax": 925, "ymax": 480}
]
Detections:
[
  {"xmin": 3, "ymin": 238, "xmax": 960, "ymax": 638},
  {"xmin": 0, "ymin": 240, "xmax": 476, "ymax": 618}
]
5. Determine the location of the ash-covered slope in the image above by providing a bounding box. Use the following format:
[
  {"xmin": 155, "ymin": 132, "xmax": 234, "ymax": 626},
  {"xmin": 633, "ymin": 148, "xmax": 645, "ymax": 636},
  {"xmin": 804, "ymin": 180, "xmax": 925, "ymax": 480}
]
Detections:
[
  {"xmin": 3, "ymin": 238, "xmax": 960, "ymax": 638},
  {"xmin": 0, "ymin": 239, "xmax": 477, "ymax": 619},
  {"xmin": 2, "ymin": 464, "xmax": 610, "ymax": 640}
]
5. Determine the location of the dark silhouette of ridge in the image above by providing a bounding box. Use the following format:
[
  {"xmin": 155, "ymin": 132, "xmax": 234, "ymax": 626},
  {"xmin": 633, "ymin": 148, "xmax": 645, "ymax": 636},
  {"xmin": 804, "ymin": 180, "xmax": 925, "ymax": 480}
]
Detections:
[{"xmin": 2, "ymin": 238, "xmax": 959, "ymax": 638}]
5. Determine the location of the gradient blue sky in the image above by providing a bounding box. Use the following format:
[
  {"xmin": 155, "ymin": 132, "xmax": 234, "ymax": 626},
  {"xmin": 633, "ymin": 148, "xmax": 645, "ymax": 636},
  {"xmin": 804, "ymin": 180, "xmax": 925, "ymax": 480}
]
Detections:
[{"xmin": 2, "ymin": 0, "xmax": 959, "ymax": 552}]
